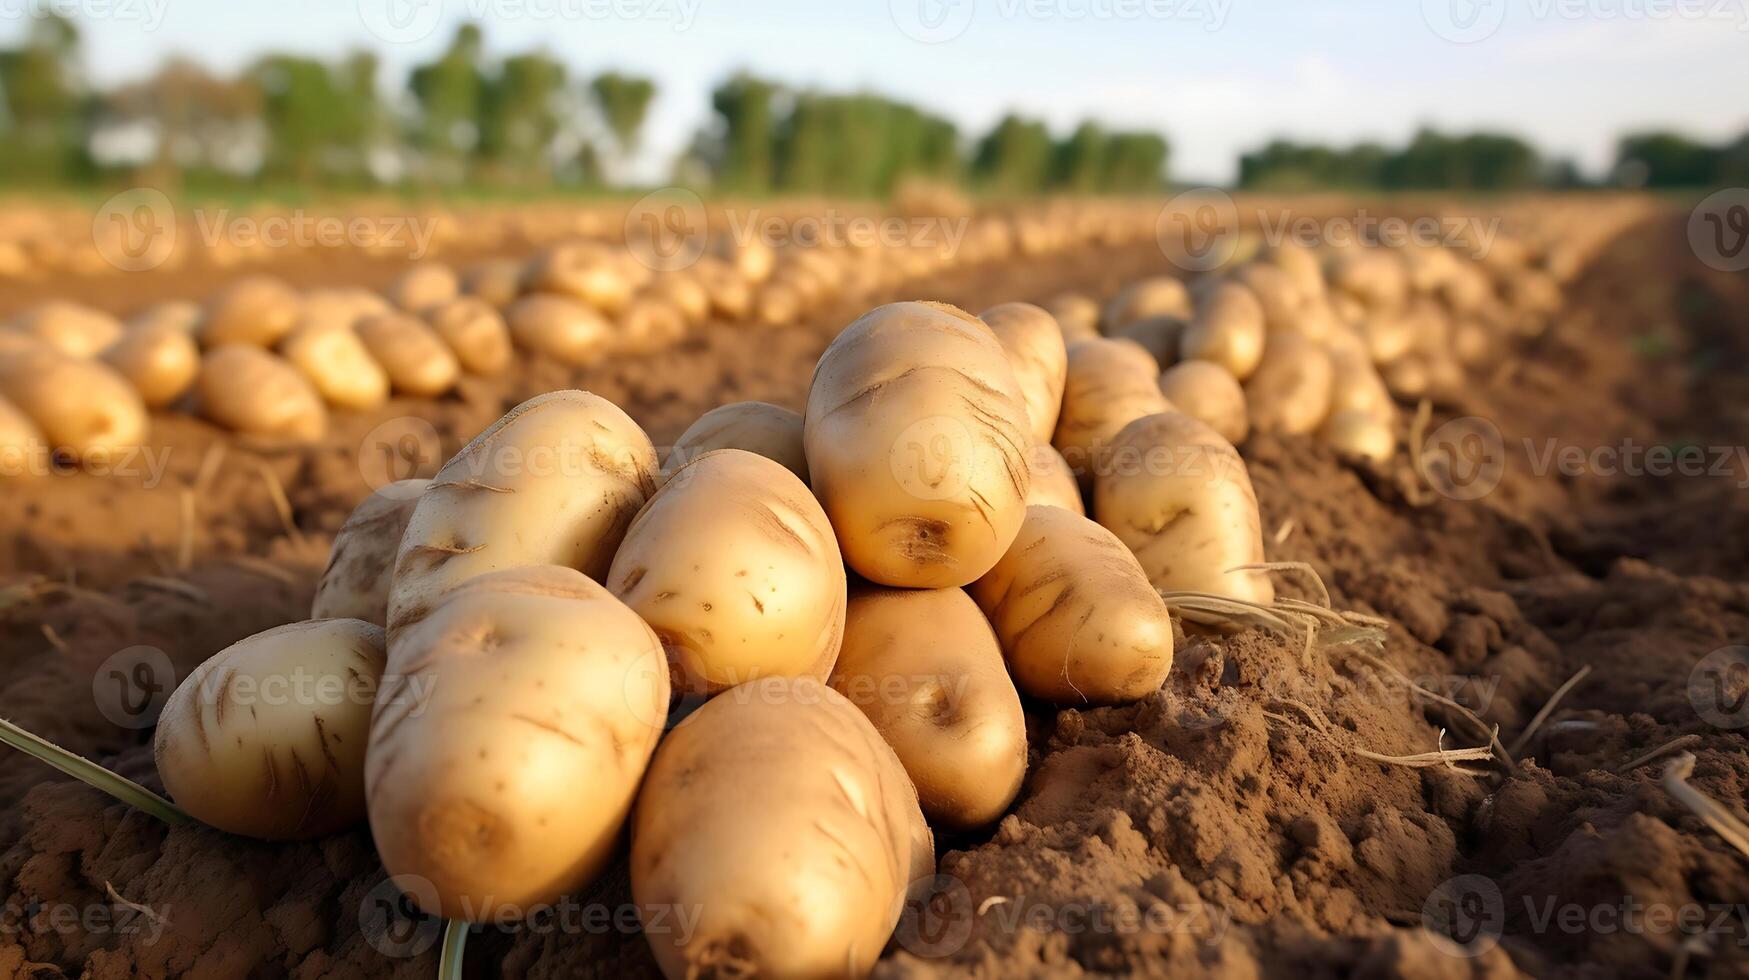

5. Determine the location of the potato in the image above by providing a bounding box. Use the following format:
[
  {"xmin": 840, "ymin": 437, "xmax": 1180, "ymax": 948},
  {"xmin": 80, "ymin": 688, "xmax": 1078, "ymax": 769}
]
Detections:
[
  {"xmin": 102, "ymin": 321, "xmax": 199, "ymax": 408},
  {"xmin": 460, "ymin": 258, "xmax": 526, "ymax": 309},
  {"xmin": 505, "ymin": 294, "xmax": 612, "ymax": 366},
  {"xmin": 1101, "ymin": 276, "xmax": 1191, "ymax": 332},
  {"xmin": 1181, "ymin": 282, "xmax": 1266, "ymax": 380},
  {"xmin": 755, "ymin": 282, "xmax": 803, "ymax": 327},
  {"xmin": 617, "ymin": 297, "xmax": 689, "ymax": 354},
  {"xmin": 278, "ymin": 322, "xmax": 390, "ymax": 412},
  {"xmin": 805, "ymin": 301, "xmax": 1032, "ymax": 588},
  {"xmin": 632, "ymin": 676, "xmax": 930, "ymax": 980},
  {"xmin": 1231, "ymin": 262, "xmax": 1306, "ymax": 336},
  {"xmin": 297, "ymin": 288, "xmax": 387, "ymax": 333},
  {"xmin": 355, "ymin": 313, "xmax": 460, "ymax": 398},
  {"xmin": 386, "ymin": 262, "xmax": 459, "ymax": 313},
  {"xmin": 201, "ymin": 275, "xmax": 304, "ymax": 348},
  {"xmin": 980, "ymin": 302, "xmax": 1068, "ymax": 445},
  {"xmin": 154, "ymin": 619, "xmax": 386, "ymax": 840},
  {"xmin": 971, "ymin": 505, "xmax": 1173, "ymax": 704},
  {"xmin": 387, "ymin": 390, "xmax": 657, "ymax": 635},
  {"xmin": 0, "ymin": 347, "xmax": 147, "ymax": 459},
  {"xmin": 1025, "ymin": 443, "xmax": 1083, "ymax": 514},
  {"xmin": 1244, "ymin": 332, "xmax": 1333, "ymax": 435},
  {"xmin": 608, "ymin": 450, "xmax": 844, "ymax": 695},
  {"xmin": 694, "ymin": 257, "xmax": 753, "ymax": 320},
  {"xmin": 1259, "ymin": 241, "xmax": 1325, "ymax": 302},
  {"xmin": 1093, "ymin": 411, "xmax": 1272, "ymax": 604},
  {"xmin": 425, "ymin": 297, "xmax": 512, "ymax": 375},
  {"xmin": 1158, "ymin": 360, "xmax": 1249, "ymax": 444},
  {"xmin": 1382, "ymin": 354, "xmax": 1431, "ymax": 400},
  {"xmin": 661, "ymin": 401, "xmax": 807, "ymax": 485},
  {"xmin": 312, "ymin": 480, "xmax": 428, "ymax": 625},
  {"xmin": 369, "ymin": 567, "xmax": 668, "ymax": 919},
  {"xmin": 644, "ymin": 274, "xmax": 711, "ymax": 327},
  {"xmin": 1330, "ymin": 250, "xmax": 1409, "ymax": 313},
  {"xmin": 1321, "ymin": 410, "xmax": 1395, "ymax": 463},
  {"xmin": 713, "ymin": 235, "xmax": 775, "ymax": 284},
  {"xmin": 1111, "ymin": 315, "xmax": 1185, "ymax": 367},
  {"xmin": 8, "ymin": 301, "xmax": 123, "ymax": 357},
  {"xmin": 1052, "ymin": 338, "xmax": 1170, "ymax": 485},
  {"xmin": 197, "ymin": 345, "xmax": 328, "ymax": 441},
  {"xmin": 0, "ymin": 395, "xmax": 46, "ymax": 479},
  {"xmin": 1326, "ymin": 340, "xmax": 1397, "ymax": 420},
  {"xmin": 830, "ymin": 585, "xmax": 1025, "ymax": 829},
  {"xmin": 1044, "ymin": 292, "xmax": 1100, "ymax": 343},
  {"xmin": 524, "ymin": 241, "xmax": 633, "ymax": 314},
  {"xmin": 0, "ymin": 331, "xmax": 48, "ymax": 359}
]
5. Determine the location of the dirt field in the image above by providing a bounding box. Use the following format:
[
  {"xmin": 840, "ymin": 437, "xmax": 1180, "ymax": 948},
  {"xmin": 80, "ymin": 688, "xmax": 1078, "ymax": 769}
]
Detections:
[{"xmin": 2, "ymin": 201, "xmax": 1747, "ymax": 979}]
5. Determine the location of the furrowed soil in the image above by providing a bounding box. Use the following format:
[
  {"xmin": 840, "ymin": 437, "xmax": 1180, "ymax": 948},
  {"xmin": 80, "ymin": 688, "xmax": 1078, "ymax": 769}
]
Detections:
[{"xmin": 2, "ymin": 204, "xmax": 1747, "ymax": 979}]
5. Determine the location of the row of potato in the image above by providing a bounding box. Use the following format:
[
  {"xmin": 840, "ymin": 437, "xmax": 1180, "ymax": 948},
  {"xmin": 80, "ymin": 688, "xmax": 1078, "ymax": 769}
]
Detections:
[{"xmin": 147, "ymin": 296, "xmax": 1279, "ymax": 979}]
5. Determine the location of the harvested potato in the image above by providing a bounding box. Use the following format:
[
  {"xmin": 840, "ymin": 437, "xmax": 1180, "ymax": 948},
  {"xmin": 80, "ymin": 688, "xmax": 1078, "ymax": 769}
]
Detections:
[
  {"xmin": 460, "ymin": 259, "xmax": 526, "ymax": 309},
  {"xmin": 1180, "ymin": 282, "xmax": 1266, "ymax": 380},
  {"xmin": 981, "ymin": 302, "xmax": 1068, "ymax": 445},
  {"xmin": 1101, "ymin": 276, "xmax": 1191, "ymax": 332},
  {"xmin": 1330, "ymin": 249, "xmax": 1409, "ymax": 313},
  {"xmin": 633, "ymin": 676, "xmax": 930, "ymax": 980},
  {"xmin": 102, "ymin": 321, "xmax": 200, "ymax": 408},
  {"xmin": 524, "ymin": 241, "xmax": 633, "ymax": 314},
  {"xmin": 425, "ymin": 297, "xmax": 512, "ymax": 375},
  {"xmin": 297, "ymin": 288, "xmax": 387, "ymax": 334},
  {"xmin": 1052, "ymin": 338, "xmax": 1170, "ymax": 485},
  {"xmin": 312, "ymin": 480, "xmax": 429, "ymax": 625},
  {"xmin": 1025, "ymin": 443, "xmax": 1084, "ymax": 514},
  {"xmin": 755, "ymin": 281, "xmax": 803, "ymax": 327},
  {"xmin": 1382, "ymin": 354, "xmax": 1431, "ymax": 400},
  {"xmin": 694, "ymin": 257, "xmax": 753, "ymax": 320},
  {"xmin": 278, "ymin": 322, "xmax": 390, "ymax": 412},
  {"xmin": 830, "ymin": 586, "xmax": 1027, "ymax": 830},
  {"xmin": 608, "ymin": 449, "xmax": 845, "ymax": 695},
  {"xmin": 155, "ymin": 619, "xmax": 386, "ymax": 840},
  {"xmin": 1358, "ymin": 310, "xmax": 1415, "ymax": 364},
  {"xmin": 805, "ymin": 301, "xmax": 1032, "ymax": 588},
  {"xmin": 0, "ymin": 395, "xmax": 46, "ymax": 478},
  {"xmin": 1111, "ymin": 315, "xmax": 1185, "ymax": 367},
  {"xmin": 1044, "ymin": 292, "xmax": 1100, "ymax": 343},
  {"xmin": 661, "ymin": 401, "xmax": 807, "ymax": 485},
  {"xmin": 1326, "ymin": 340, "xmax": 1397, "ymax": 420},
  {"xmin": 505, "ymin": 294, "xmax": 612, "ymax": 366},
  {"xmin": 1321, "ymin": 410, "xmax": 1395, "ymax": 463},
  {"xmin": 971, "ymin": 505, "xmax": 1174, "ymax": 704},
  {"xmin": 0, "ymin": 347, "xmax": 147, "ymax": 459},
  {"xmin": 644, "ymin": 274, "xmax": 711, "ymax": 326},
  {"xmin": 385, "ymin": 262, "xmax": 459, "ymax": 313},
  {"xmin": 1244, "ymin": 332, "xmax": 1334, "ymax": 435},
  {"xmin": 7, "ymin": 301, "xmax": 123, "ymax": 358},
  {"xmin": 355, "ymin": 314, "xmax": 461, "ymax": 398},
  {"xmin": 369, "ymin": 567, "xmax": 668, "ymax": 919},
  {"xmin": 617, "ymin": 297, "xmax": 689, "ymax": 354},
  {"xmin": 201, "ymin": 275, "xmax": 304, "ymax": 348},
  {"xmin": 0, "ymin": 331, "xmax": 49, "ymax": 360},
  {"xmin": 196, "ymin": 345, "xmax": 328, "ymax": 441},
  {"xmin": 1158, "ymin": 360, "xmax": 1249, "ymax": 444},
  {"xmin": 126, "ymin": 301, "xmax": 203, "ymax": 335},
  {"xmin": 713, "ymin": 235, "xmax": 775, "ymax": 284},
  {"xmin": 1259, "ymin": 241, "xmax": 1325, "ymax": 302},
  {"xmin": 388, "ymin": 390, "xmax": 657, "ymax": 635},
  {"xmin": 1093, "ymin": 411, "xmax": 1272, "ymax": 604},
  {"xmin": 1231, "ymin": 262, "xmax": 1304, "ymax": 335}
]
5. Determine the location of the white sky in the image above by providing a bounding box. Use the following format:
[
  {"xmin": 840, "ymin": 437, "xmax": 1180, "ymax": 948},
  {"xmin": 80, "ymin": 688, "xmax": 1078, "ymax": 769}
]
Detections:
[{"xmin": 4, "ymin": 0, "xmax": 1746, "ymax": 183}]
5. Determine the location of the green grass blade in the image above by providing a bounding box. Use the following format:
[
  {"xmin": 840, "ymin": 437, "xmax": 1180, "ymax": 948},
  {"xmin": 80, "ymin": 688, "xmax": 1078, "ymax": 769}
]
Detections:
[
  {"xmin": 0, "ymin": 716, "xmax": 191, "ymax": 826},
  {"xmin": 439, "ymin": 919, "xmax": 469, "ymax": 979}
]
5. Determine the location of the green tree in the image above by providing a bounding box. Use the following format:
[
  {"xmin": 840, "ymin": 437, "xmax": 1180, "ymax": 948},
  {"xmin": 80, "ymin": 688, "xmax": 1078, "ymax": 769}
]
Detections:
[
  {"xmin": 1614, "ymin": 131, "xmax": 1723, "ymax": 188},
  {"xmin": 480, "ymin": 52, "xmax": 567, "ymax": 186},
  {"xmin": 0, "ymin": 14, "xmax": 88, "ymax": 183},
  {"xmin": 710, "ymin": 73, "xmax": 777, "ymax": 192},
  {"xmin": 1052, "ymin": 121, "xmax": 1108, "ymax": 193},
  {"xmin": 591, "ymin": 71, "xmax": 656, "ymax": 157},
  {"xmin": 972, "ymin": 114, "xmax": 1052, "ymax": 195},
  {"xmin": 409, "ymin": 24, "xmax": 487, "ymax": 181},
  {"xmin": 1101, "ymin": 131, "xmax": 1168, "ymax": 192}
]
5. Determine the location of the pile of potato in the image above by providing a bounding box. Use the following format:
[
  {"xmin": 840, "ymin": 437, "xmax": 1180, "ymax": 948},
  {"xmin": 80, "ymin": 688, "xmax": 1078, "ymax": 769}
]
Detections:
[{"xmin": 146, "ymin": 293, "xmax": 1304, "ymax": 977}]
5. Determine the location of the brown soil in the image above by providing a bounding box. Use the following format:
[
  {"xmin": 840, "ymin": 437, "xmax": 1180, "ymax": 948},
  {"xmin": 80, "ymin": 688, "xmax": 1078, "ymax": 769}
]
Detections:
[{"xmin": 3, "ymin": 203, "xmax": 1748, "ymax": 979}]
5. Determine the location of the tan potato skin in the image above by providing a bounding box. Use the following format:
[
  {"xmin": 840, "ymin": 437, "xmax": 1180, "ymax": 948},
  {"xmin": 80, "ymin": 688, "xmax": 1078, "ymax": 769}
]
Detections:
[
  {"xmin": 8, "ymin": 302, "xmax": 123, "ymax": 358},
  {"xmin": 0, "ymin": 395, "xmax": 46, "ymax": 479},
  {"xmin": 805, "ymin": 301, "xmax": 1032, "ymax": 589},
  {"xmin": 0, "ymin": 347, "xmax": 147, "ymax": 458},
  {"xmin": 1101, "ymin": 276, "xmax": 1191, "ymax": 332},
  {"xmin": 278, "ymin": 322, "xmax": 390, "ymax": 412},
  {"xmin": 1111, "ymin": 315, "xmax": 1185, "ymax": 368},
  {"xmin": 829, "ymin": 585, "xmax": 1026, "ymax": 830},
  {"xmin": 1244, "ymin": 332, "xmax": 1334, "ymax": 436},
  {"xmin": 1093, "ymin": 411, "xmax": 1273, "ymax": 605},
  {"xmin": 425, "ymin": 297, "xmax": 513, "ymax": 375},
  {"xmin": 201, "ymin": 275, "xmax": 304, "ymax": 348},
  {"xmin": 197, "ymin": 345, "xmax": 328, "ymax": 441},
  {"xmin": 103, "ymin": 321, "xmax": 200, "ymax": 409},
  {"xmin": 1158, "ymin": 360, "xmax": 1249, "ymax": 445},
  {"xmin": 524, "ymin": 241, "xmax": 633, "ymax": 314},
  {"xmin": 981, "ymin": 302, "xmax": 1068, "ymax": 445},
  {"xmin": 386, "ymin": 262, "xmax": 460, "ymax": 313},
  {"xmin": 312, "ymin": 479, "xmax": 429, "ymax": 625},
  {"xmin": 154, "ymin": 618, "xmax": 386, "ymax": 840},
  {"xmin": 646, "ymin": 274, "xmax": 712, "ymax": 326},
  {"xmin": 1024, "ymin": 443, "xmax": 1084, "ymax": 514},
  {"xmin": 607, "ymin": 449, "xmax": 846, "ymax": 695},
  {"xmin": 506, "ymin": 294, "xmax": 613, "ymax": 366},
  {"xmin": 355, "ymin": 314, "xmax": 461, "ymax": 398},
  {"xmin": 460, "ymin": 259, "xmax": 526, "ymax": 310},
  {"xmin": 1052, "ymin": 338, "xmax": 1169, "ymax": 486},
  {"xmin": 368, "ymin": 567, "xmax": 668, "ymax": 920},
  {"xmin": 971, "ymin": 505, "xmax": 1174, "ymax": 704},
  {"xmin": 1044, "ymin": 293, "xmax": 1101, "ymax": 343},
  {"xmin": 1321, "ymin": 410, "xmax": 1396, "ymax": 463},
  {"xmin": 1181, "ymin": 282, "xmax": 1266, "ymax": 381},
  {"xmin": 632, "ymin": 676, "xmax": 930, "ymax": 980},
  {"xmin": 661, "ymin": 401, "xmax": 807, "ymax": 486},
  {"xmin": 387, "ymin": 390, "xmax": 657, "ymax": 636}
]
